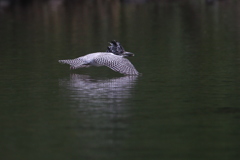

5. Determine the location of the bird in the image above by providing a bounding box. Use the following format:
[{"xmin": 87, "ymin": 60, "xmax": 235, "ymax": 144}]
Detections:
[{"xmin": 58, "ymin": 40, "xmax": 139, "ymax": 75}]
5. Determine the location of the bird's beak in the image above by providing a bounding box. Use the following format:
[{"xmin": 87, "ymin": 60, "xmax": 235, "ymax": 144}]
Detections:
[{"xmin": 123, "ymin": 52, "xmax": 134, "ymax": 57}]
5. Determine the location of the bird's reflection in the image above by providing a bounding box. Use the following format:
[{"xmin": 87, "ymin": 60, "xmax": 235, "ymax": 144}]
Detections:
[
  {"xmin": 58, "ymin": 75, "xmax": 139, "ymax": 158},
  {"xmin": 59, "ymin": 74, "xmax": 138, "ymax": 110}
]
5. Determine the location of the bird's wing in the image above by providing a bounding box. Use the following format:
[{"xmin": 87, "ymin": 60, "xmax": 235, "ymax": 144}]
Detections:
[
  {"xmin": 59, "ymin": 58, "xmax": 90, "ymax": 69},
  {"xmin": 93, "ymin": 54, "xmax": 139, "ymax": 75}
]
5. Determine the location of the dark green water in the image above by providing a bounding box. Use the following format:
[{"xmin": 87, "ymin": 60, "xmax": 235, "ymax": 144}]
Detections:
[{"xmin": 1, "ymin": 0, "xmax": 240, "ymax": 160}]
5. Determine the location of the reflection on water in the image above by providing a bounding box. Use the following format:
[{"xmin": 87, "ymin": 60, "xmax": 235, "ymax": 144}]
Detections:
[
  {"xmin": 59, "ymin": 73, "xmax": 139, "ymax": 127},
  {"xmin": 58, "ymin": 74, "xmax": 139, "ymax": 159},
  {"xmin": 59, "ymin": 74, "xmax": 138, "ymax": 107}
]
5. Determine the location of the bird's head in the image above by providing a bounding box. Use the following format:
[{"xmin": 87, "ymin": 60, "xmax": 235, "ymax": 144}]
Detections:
[
  {"xmin": 106, "ymin": 40, "xmax": 135, "ymax": 57},
  {"xmin": 106, "ymin": 40, "xmax": 125, "ymax": 55}
]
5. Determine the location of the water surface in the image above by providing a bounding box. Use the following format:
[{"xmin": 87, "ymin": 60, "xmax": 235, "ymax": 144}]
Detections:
[{"xmin": 1, "ymin": 0, "xmax": 240, "ymax": 160}]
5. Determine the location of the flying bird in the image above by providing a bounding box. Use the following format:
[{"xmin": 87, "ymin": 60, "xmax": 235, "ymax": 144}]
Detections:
[{"xmin": 58, "ymin": 40, "xmax": 139, "ymax": 75}]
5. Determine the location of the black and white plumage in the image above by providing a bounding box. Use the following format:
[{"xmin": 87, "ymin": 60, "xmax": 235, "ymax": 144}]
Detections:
[{"xmin": 59, "ymin": 40, "xmax": 139, "ymax": 75}]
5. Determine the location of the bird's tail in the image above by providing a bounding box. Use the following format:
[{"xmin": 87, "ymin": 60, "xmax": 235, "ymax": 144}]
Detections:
[{"xmin": 58, "ymin": 59, "xmax": 89, "ymax": 69}]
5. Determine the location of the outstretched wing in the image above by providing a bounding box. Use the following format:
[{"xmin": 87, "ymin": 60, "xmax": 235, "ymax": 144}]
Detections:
[
  {"xmin": 93, "ymin": 54, "xmax": 139, "ymax": 75},
  {"xmin": 58, "ymin": 58, "xmax": 90, "ymax": 69}
]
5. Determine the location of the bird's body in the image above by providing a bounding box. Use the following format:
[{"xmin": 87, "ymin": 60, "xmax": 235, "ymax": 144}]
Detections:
[{"xmin": 59, "ymin": 41, "xmax": 139, "ymax": 75}]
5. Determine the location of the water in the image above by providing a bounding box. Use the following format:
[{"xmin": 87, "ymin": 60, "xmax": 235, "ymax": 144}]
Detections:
[{"xmin": 1, "ymin": 0, "xmax": 240, "ymax": 160}]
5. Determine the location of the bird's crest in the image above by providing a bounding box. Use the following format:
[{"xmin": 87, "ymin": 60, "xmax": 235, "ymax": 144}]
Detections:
[{"xmin": 106, "ymin": 40, "xmax": 125, "ymax": 55}]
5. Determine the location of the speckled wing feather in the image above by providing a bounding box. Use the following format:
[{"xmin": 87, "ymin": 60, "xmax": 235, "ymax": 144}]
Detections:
[
  {"xmin": 58, "ymin": 58, "xmax": 90, "ymax": 69},
  {"xmin": 93, "ymin": 54, "xmax": 139, "ymax": 75}
]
